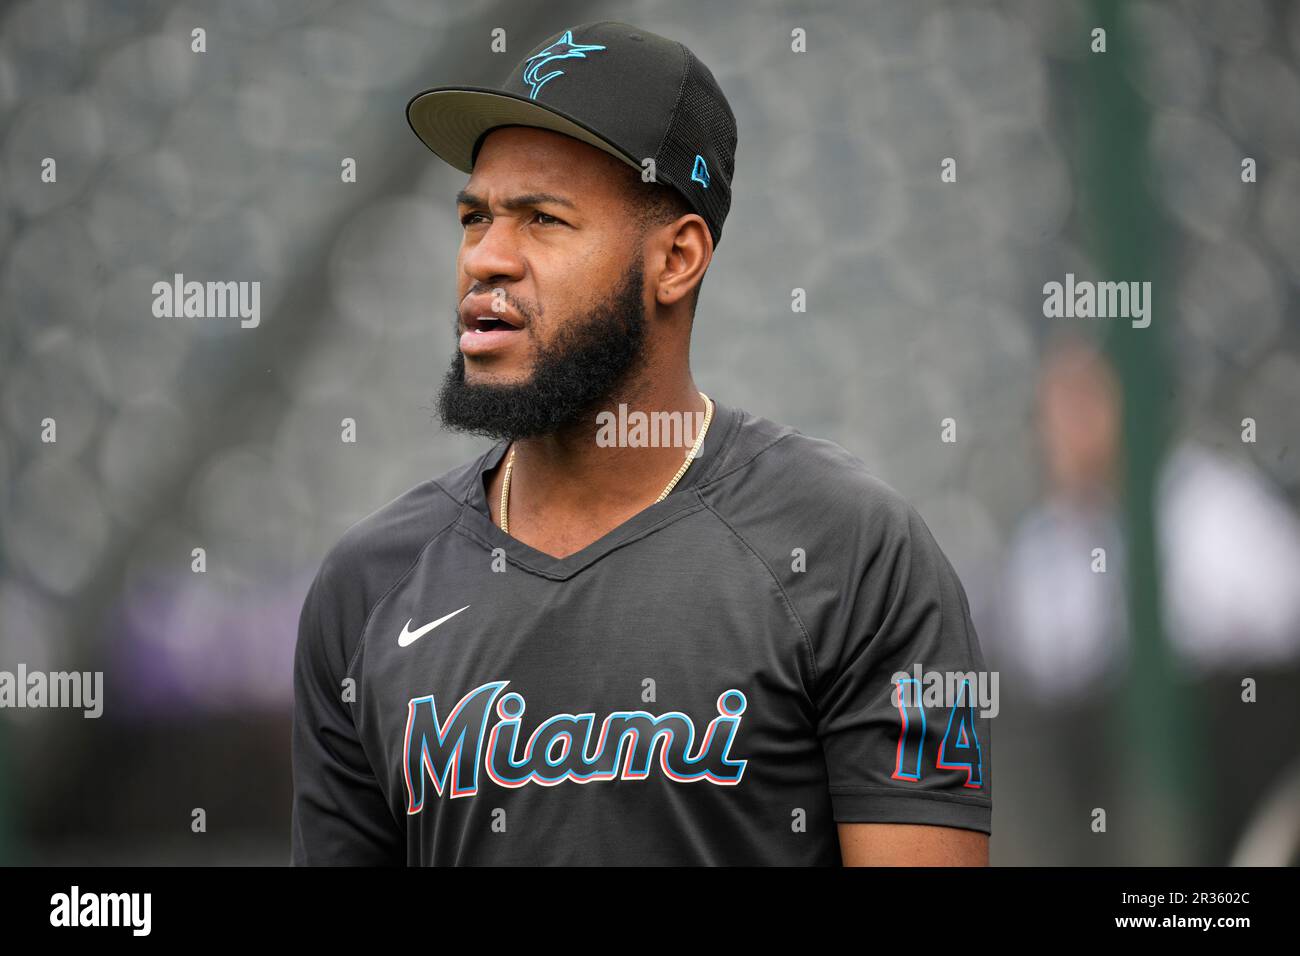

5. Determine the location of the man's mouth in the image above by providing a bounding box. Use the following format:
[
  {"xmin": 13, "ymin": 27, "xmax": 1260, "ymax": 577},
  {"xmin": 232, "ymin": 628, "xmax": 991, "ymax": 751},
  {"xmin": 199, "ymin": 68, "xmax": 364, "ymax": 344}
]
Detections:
[
  {"xmin": 460, "ymin": 315, "xmax": 523, "ymax": 356},
  {"xmin": 465, "ymin": 315, "xmax": 519, "ymax": 333}
]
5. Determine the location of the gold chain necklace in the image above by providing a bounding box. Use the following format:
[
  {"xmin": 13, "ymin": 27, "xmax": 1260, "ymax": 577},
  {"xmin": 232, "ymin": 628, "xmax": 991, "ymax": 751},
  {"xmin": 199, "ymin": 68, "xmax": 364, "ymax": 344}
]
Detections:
[{"xmin": 499, "ymin": 392, "xmax": 714, "ymax": 534}]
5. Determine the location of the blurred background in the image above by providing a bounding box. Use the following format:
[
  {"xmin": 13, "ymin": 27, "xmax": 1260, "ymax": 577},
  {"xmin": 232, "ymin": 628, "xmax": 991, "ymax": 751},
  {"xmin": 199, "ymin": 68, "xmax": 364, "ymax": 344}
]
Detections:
[{"xmin": 2, "ymin": 0, "xmax": 1299, "ymax": 865}]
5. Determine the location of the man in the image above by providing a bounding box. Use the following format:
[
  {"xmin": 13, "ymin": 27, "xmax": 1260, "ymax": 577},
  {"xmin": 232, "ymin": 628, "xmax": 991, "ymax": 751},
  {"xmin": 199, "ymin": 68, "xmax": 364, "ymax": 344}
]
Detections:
[{"xmin": 291, "ymin": 21, "xmax": 991, "ymax": 866}]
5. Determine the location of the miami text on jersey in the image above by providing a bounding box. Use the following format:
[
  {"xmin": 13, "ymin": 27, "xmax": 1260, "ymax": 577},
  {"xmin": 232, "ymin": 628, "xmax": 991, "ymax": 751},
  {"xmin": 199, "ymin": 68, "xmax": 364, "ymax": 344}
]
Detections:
[{"xmin": 403, "ymin": 681, "xmax": 748, "ymax": 813}]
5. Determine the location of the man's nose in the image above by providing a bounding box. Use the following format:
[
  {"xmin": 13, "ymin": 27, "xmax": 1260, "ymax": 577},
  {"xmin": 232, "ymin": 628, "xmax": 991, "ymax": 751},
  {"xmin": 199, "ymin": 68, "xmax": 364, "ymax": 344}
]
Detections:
[{"xmin": 462, "ymin": 218, "xmax": 524, "ymax": 283}]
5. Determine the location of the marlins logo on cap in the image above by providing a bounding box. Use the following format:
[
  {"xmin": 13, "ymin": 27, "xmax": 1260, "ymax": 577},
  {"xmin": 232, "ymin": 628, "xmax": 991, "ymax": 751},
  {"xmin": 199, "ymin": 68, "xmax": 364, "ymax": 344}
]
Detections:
[{"xmin": 522, "ymin": 30, "xmax": 608, "ymax": 100}]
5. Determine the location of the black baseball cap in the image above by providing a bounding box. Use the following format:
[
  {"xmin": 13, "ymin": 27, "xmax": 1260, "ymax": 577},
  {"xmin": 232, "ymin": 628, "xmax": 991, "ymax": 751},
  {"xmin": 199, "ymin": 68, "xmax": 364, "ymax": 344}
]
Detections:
[{"xmin": 406, "ymin": 21, "xmax": 738, "ymax": 248}]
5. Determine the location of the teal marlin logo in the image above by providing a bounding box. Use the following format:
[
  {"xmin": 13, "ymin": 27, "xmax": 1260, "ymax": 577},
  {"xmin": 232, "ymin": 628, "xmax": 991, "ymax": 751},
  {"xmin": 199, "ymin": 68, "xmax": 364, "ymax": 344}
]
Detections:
[
  {"xmin": 523, "ymin": 30, "xmax": 607, "ymax": 100},
  {"xmin": 691, "ymin": 154, "xmax": 710, "ymax": 188}
]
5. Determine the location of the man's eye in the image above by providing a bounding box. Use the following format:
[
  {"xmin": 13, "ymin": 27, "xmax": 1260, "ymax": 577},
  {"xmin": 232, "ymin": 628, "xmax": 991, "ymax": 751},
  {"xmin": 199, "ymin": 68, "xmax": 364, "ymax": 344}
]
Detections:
[{"xmin": 460, "ymin": 212, "xmax": 562, "ymax": 226}]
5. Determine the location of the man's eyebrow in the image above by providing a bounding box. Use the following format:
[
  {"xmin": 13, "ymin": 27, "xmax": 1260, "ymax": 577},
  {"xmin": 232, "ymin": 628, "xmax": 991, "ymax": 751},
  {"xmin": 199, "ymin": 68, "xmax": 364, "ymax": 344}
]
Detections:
[{"xmin": 455, "ymin": 190, "xmax": 577, "ymax": 212}]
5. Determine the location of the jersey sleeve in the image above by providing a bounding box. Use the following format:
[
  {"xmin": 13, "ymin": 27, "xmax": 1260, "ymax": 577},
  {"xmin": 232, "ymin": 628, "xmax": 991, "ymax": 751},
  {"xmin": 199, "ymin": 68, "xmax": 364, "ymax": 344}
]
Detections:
[
  {"xmin": 290, "ymin": 551, "xmax": 406, "ymax": 865},
  {"xmin": 814, "ymin": 488, "xmax": 992, "ymax": 835}
]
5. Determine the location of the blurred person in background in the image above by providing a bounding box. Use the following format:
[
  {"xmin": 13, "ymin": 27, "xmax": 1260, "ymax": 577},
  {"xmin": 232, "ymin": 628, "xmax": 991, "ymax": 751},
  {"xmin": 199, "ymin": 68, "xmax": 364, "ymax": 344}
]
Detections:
[{"xmin": 992, "ymin": 336, "xmax": 1300, "ymax": 864}]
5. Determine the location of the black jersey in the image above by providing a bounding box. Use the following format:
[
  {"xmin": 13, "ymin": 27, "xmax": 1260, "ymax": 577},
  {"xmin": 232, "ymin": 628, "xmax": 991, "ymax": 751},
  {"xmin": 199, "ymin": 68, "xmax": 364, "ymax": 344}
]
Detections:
[{"xmin": 290, "ymin": 398, "xmax": 991, "ymax": 865}]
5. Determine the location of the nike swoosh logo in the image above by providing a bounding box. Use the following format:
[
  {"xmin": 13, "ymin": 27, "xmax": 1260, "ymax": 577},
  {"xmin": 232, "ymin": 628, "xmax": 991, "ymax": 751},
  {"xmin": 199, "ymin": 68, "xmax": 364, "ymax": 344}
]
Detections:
[{"xmin": 398, "ymin": 605, "xmax": 470, "ymax": 647}]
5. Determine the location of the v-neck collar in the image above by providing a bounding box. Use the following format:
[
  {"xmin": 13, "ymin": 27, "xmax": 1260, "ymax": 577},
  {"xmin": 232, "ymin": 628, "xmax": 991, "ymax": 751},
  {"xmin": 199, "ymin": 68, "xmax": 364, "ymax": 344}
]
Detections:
[{"xmin": 453, "ymin": 397, "xmax": 741, "ymax": 581}]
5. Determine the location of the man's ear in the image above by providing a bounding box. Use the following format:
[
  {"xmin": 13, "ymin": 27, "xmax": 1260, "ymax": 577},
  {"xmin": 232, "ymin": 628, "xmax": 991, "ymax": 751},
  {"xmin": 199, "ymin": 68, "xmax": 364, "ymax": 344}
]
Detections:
[{"xmin": 654, "ymin": 215, "xmax": 711, "ymax": 310}]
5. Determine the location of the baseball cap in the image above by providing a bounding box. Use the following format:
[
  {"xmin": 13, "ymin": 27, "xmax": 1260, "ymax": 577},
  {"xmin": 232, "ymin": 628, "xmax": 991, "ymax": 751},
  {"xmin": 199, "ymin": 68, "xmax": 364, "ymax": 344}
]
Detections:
[{"xmin": 406, "ymin": 20, "xmax": 738, "ymax": 248}]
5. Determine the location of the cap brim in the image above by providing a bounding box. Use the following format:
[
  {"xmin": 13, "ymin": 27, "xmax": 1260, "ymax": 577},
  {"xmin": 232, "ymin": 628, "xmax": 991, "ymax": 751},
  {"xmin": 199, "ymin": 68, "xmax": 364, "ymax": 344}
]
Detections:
[{"xmin": 406, "ymin": 86, "xmax": 641, "ymax": 174}]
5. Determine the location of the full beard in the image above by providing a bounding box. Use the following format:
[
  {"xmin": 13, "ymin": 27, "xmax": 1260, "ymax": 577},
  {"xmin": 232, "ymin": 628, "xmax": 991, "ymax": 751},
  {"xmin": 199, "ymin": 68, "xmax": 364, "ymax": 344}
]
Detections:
[{"xmin": 437, "ymin": 261, "xmax": 648, "ymax": 442}]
